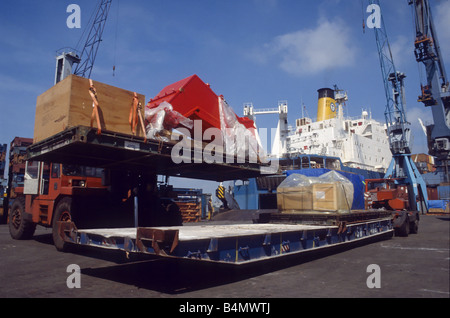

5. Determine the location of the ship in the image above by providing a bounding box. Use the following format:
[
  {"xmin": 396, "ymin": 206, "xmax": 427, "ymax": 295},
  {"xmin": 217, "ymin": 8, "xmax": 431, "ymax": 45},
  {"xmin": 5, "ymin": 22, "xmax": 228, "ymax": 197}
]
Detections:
[
  {"xmin": 244, "ymin": 86, "xmax": 392, "ymax": 173},
  {"xmin": 232, "ymin": 86, "xmax": 393, "ymax": 210},
  {"xmin": 286, "ymin": 87, "xmax": 392, "ymax": 173}
]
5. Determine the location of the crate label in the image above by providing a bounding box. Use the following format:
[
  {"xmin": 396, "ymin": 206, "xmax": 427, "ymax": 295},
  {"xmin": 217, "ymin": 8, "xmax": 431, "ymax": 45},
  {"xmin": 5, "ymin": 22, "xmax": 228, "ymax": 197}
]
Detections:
[{"xmin": 316, "ymin": 191, "xmax": 325, "ymax": 200}]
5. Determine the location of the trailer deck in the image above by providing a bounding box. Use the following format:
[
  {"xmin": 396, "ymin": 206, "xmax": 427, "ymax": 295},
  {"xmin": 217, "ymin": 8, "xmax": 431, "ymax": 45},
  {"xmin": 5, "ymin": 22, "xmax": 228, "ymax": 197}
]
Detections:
[
  {"xmin": 59, "ymin": 216, "xmax": 394, "ymax": 265},
  {"xmin": 26, "ymin": 125, "xmax": 265, "ymax": 182},
  {"xmin": 27, "ymin": 126, "xmax": 394, "ymax": 265}
]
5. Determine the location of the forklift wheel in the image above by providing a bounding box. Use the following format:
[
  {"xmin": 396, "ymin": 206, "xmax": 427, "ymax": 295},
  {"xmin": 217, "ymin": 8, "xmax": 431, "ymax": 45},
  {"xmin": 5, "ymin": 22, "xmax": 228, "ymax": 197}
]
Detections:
[
  {"xmin": 395, "ymin": 216, "xmax": 410, "ymax": 237},
  {"xmin": 52, "ymin": 198, "xmax": 73, "ymax": 252},
  {"xmin": 9, "ymin": 197, "xmax": 36, "ymax": 240},
  {"xmin": 409, "ymin": 219, "xmax": 419, "ymax": 234}
]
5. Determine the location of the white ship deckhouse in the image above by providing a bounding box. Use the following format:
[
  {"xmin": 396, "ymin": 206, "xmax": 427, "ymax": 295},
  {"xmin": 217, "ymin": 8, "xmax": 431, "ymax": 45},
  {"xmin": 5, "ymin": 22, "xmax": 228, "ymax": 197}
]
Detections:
[{"xmin": 287, "ymin": 87, "xmax": 392, "ymax": 173}]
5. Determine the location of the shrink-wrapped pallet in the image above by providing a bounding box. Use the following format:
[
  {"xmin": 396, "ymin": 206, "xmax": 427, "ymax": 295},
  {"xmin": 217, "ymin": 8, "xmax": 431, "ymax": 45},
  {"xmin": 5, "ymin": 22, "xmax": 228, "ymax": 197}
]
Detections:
[{"xmin": 277, "ymin": 171, "xmax": 354, "ymax": 213}]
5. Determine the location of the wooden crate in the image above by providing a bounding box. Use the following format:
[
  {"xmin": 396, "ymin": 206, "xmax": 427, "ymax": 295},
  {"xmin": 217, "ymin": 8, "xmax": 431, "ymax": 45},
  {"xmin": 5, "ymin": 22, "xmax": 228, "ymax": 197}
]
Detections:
[
  {"xmin": 312, "ymin": 183, "xmax": 350, "ymax": 212},
  {"xmin": 277, "ymin": 186, "xmax": 313, "ymax": 212},
  {"xmin": 34, "ymin": 75, "xmax": 146, "ymax": 143}
]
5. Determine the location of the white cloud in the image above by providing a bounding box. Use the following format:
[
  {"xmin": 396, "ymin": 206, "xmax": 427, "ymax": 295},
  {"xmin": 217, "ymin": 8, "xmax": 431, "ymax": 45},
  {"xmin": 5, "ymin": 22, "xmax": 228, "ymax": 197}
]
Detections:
[
  {"xmin": 251, "ymin": 18, "xmax": 358, "ymax": 76},
  {"xmin": 407, "ymin": 106, "xmax": 433, "ymax": 154},
  {"xmin": 389, "ymin": 35, "xmax": 410, "ymax": 68}
]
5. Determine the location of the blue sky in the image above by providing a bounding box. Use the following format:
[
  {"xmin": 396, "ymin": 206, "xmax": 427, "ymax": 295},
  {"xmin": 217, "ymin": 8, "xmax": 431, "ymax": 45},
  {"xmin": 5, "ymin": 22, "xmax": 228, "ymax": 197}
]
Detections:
[{"xmin": 1, "ymin": 0, "xmax": 449, "ymax": 195}]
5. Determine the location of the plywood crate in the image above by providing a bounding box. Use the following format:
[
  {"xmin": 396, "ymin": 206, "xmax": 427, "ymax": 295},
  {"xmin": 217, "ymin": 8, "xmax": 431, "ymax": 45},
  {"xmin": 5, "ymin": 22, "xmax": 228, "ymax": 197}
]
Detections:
[
  {"xmin": 34, "ymin": 75, "xmax": 146, "ymax": 143},
  {"xmin": 277, "ymin": 186, "xmax": 313, "ymax": 212},
  {"xmin": 312, "ymin": 183, "xmax": 350, "ymax": 212}
]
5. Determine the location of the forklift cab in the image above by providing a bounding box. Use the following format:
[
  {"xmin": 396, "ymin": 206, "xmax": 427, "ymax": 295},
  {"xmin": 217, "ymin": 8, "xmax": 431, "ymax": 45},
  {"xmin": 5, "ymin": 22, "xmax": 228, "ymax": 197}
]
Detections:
[
  {"xmin": 23, "ymin": 161, "xmax": 104, "ymax": 197},
  {"xmin": 23, "ymin": 161, "xmax": 47, "ymax": 195}
]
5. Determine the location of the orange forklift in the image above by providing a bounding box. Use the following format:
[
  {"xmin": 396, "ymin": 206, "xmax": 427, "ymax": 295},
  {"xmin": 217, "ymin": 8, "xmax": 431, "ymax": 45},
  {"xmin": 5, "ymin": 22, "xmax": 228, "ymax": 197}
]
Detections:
[
  {"xmin": 8, "ymin": 155, "xmax": 182, "ymax": 252},
  {"xmin": 365, "ymin": 178, "xmax": 421, "ymax": 236},
  {"xmin": 365, "ymin": 178, "xmax": 412, "ymax": 211},
  {"xmin": 8, "ymin": 161, "xmax": 108, "ymax": 251}
]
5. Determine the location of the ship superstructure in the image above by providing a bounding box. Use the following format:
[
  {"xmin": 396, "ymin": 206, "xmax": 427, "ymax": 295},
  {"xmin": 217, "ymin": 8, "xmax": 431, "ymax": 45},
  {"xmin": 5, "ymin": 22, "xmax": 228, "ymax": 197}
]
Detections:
[
  {"xmin": 287, "ymin": 87, "xmax": 392, "ymax": 173},
  {"xmin": 246, "ymin": 87, "xmax": 392, "ymax": 174}
]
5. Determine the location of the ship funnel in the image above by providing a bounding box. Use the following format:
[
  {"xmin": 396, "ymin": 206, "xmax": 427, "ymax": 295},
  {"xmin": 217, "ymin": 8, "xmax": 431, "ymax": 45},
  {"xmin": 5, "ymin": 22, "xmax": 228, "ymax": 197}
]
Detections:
[{"xmin": 317, "ymin": 88, "xmax": 337, "ymax": 122}]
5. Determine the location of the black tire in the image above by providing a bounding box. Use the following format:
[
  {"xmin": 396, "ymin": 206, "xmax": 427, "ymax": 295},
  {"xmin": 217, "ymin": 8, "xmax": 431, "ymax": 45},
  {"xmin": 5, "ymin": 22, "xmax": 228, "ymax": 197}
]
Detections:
[
  {"xmin": 395, "ymin": 216, "xmax": 410, "ymax": 237},
  {"xmin": 409, "ymin": 219, "xmax": 419, "ymax": 234},
  {"xmin": 166, "ymin": 202, "xmax": 183, "ymax": 226},
  {"xmin": 52, "ymin": 197, "xmax": 73, "ymax": 252},
  {"xmin": 9, "ymin": 197, "xmax": 36, "ymax": 240}
]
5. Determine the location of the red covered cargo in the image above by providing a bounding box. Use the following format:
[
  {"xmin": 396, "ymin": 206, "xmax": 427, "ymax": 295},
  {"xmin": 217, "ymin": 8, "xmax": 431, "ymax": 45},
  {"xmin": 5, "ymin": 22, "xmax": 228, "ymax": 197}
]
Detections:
[{"xmin": 146, "ymin": 74, "xmax": 256, "ymax": 133}]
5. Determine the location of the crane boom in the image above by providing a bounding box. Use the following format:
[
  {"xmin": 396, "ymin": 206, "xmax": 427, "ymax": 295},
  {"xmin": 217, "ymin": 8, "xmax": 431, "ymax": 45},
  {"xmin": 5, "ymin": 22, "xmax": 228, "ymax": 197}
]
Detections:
[
  {"xmin": 73, "ymin": 0, "xmax": 113, "ymax": 79},
  {"xmin": 369, "ymin": 1, "xmax": 411, "ymax": 155},
  {"xmin": 409, "ymin": 0, "xmax": 450, "ymax": 162},
  {"xmin": 368, "ymin": 0, "xmax": 428, "ymax": 212},
  {"xmin": 55, "ymin": 0, "xmax": 112, "ymax": 84}
]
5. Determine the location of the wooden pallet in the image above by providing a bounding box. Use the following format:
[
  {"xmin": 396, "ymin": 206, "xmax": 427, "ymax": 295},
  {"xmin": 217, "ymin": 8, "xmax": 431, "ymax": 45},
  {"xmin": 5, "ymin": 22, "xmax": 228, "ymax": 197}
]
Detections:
[{"xmin": 175, "ymin": 201, "xmax": 201, "ymax": 223}]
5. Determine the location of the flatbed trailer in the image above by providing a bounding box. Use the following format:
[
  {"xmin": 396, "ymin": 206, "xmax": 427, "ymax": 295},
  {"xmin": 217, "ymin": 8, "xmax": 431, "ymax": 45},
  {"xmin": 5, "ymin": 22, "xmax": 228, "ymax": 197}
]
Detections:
[
  {"xmin": 58, "ymin": 210, "xmax": 394, "ymax": 265},
  {"xmin": 26, "ymin": 126, "xmax": 396, "ymax": 263}
]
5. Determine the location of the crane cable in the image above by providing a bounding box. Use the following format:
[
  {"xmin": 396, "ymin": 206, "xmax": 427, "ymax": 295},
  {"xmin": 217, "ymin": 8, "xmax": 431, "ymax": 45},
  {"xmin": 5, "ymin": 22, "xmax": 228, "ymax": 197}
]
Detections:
[
  {"xmin": 112, "ymin": 0, "xmax": 120, "ymax": 77},
  {"xmin": 361, "ymin": 0, "xmax": 366, "ymax": 34}
]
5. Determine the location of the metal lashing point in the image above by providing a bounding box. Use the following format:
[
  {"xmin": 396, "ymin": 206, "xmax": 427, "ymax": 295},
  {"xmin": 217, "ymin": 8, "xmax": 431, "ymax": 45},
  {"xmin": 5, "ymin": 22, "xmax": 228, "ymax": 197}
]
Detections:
[
  {"xmin": 207, "ymin": 238, "xmax": 218, "ymax": 253},
  {"xmin": 238, "ymin": 246, "xmax": 250, "ymax": 261},
  {"xmin": 281, "ymin": 240, "xmax": 290, "ymax": 253},
  {"xmin": 263, "ymin": 234, "xmax": 272, "ymax": 256}
]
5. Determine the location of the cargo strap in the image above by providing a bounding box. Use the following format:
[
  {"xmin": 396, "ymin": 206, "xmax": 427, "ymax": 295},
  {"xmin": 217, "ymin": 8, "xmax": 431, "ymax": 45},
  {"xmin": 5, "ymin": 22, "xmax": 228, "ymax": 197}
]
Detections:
[
  {"xmin": 337, "ymin": 221, "xmax": 347, "ymax": 234},
  {"xmin": 129, "ymin": 93, "xmax": 139, "ymax": 134},
  {"xmin": 129, "ymin": 92, "xmax": 147, "ymax": 142},
  {"xmin": 88, "ymin": 79, "xmax": 102, "ymax": 135}
]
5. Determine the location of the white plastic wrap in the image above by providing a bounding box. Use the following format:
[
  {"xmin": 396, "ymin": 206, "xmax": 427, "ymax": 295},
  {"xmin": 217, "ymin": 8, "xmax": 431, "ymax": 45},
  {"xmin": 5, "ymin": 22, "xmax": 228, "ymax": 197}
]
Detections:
[
  {"xmin": 218, "ymin": 97, "xmax": 265, "ymax": 162},
  {"xmin": 145, "ymin": 101, "xmax": 193, "ymax": 140},
  {"xmin": 145, "ymin": 105, "xmax": 166, "ymax": 140},
  {"xmin": 318, "ymin": 171, "xmax": 354, "ymax": 209},
  {"xmin": 277, "ymin": 173, "xmax": 315, "ymax": 188}
]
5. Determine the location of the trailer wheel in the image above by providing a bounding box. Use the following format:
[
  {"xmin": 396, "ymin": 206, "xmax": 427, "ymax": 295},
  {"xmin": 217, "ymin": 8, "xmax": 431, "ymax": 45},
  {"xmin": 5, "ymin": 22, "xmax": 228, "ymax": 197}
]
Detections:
[
  {"xmin": 52, "ymin": 198, "xmax": 73, "ymax": 252},
  {"xmin": 9, "ymin": 197, "xmax": 36, "ymax": 240}
]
